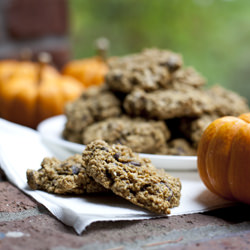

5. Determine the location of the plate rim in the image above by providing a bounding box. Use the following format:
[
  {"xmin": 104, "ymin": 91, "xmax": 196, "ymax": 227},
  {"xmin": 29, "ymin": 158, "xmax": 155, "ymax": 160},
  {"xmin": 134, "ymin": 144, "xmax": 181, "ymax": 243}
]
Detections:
[{"xmin": 37, "ymin": 115, "xmax": 198, "ymax": 170}]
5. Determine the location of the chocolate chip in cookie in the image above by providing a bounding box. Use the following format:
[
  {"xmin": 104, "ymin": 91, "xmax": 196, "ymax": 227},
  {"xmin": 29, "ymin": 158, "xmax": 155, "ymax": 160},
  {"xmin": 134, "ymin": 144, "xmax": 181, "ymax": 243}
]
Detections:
[
  {"xmin": 26, "ymin": 154, "xmax": 107, "ymax": 194},
  {"xmin": 82, "ymin": 140, "xmax": 181, "ymax": 214}
]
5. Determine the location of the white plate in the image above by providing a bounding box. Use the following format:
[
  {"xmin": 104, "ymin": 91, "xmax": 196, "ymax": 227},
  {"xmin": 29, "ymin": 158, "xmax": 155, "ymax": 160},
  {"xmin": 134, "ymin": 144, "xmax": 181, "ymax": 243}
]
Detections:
[{"xmin": 37, "ymin": 115, "xmax": 197, "ymax": 171}]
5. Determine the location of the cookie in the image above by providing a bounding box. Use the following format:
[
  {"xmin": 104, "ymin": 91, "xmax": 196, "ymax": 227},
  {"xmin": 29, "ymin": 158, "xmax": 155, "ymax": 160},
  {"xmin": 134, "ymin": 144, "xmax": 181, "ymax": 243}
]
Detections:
[
  {"xmin": 171, "ymin": 67, "xmax": 206, "ymax": 89},
  {"xmin": 106, "ymin": 48, "xmax": 183, "ymax": 93},
  {"xmin": 26, "ymin": 154, "xmax": 107, "ymax": 194},
  {"xmin": 63, "ymin": 85, "xmax": 122, "ymax": 143},
  {"xmin": 82, "ymin": 140, "xmax": 181, "ymax": 214},
  {"xmin": 179, "ymin": 114, "xmax": 219, "ymax": 148},
  {"xmin": 123, "ymin": 88, "xmax": 215, "ymax": 120},
  {"xmin": 206, "ymin": 85, "xmax": 249, "ymax": 116},
  {"xmin": 177, "ymin": 86, "xmax": 249, "ymax": 148},
  {"xmin": 167, "ymin": 138, "xmax": 196, "ymax": 156},
  {"xmin": 82, "ymin": 116, "xmax": 170, "ymax": 154}
]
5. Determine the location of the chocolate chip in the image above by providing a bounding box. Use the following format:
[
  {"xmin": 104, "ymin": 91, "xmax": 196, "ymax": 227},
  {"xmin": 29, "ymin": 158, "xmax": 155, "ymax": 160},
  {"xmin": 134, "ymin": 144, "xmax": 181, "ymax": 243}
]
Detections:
[
  {"xmin": 71, "ymin": 165, "xmax": 80, "ymax": 175},
  {"xmin": 166, "ymin": 56, "xmax": 181, "ymax": 72},
  {"xmin": 141, "ymin": 184, "xmax": 150, "ymax": 191},
  {"xmin": 114, "ymin": 152, "xmax": 121, "ymax": 161},
  {"xmin": 129, "ymin": 188, "xmax": 136, "ymax": 196},
  {"xmin": 115, "ymin": 139, "xmax": 123, "ymax": 145},
  {"xmin": 113, "ymin": 74, "xmax": 122, "ymax": 81},
  {"xmin": 100, "ymin": 147, "xmax": 109, "ymax": 152},
  {"xmin": 160, "ymin": 181, "xmax": 173, "ymax": 201},
  {"xmin": 177, "ymin": 147, "xmax": 185, "ymax": 155},
  {"xmin": 160, "ymin": 56, "xmax": 180, "ymax": 72},
  {"xmin": 82, "ymin": 115, "xmax": 88, "ymax": 121},
  {"xmin": 105, "ymin": 169, "xmax": 114, "ymax": 187},
  {"xmin": 129, "ymin": 161, "xmax": 141, "ymax": 166},
  {"xmin": 113, "ymin": 153, "xmax": 141, "ymax": 166},
  {"xmin": 60, "ymin": 162, "xmax": 69, "ymax": 167}
]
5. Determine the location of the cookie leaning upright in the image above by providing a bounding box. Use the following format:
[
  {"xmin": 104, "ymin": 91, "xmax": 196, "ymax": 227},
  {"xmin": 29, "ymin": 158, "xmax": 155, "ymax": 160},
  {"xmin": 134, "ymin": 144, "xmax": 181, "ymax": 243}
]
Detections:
[{"xmin": 82, "ymin": 140, "xmax": 181, "ymax": 214}]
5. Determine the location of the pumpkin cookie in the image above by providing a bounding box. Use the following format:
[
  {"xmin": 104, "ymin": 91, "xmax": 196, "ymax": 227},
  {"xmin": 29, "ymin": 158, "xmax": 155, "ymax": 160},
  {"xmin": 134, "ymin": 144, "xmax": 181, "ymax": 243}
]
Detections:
[
  {"xmin": 179, "ymin": 114, "xmax": 220, "ymax": 148},
  {"xmin": 124, "ymin": 88, "xmax": 215, "ymax": 120},
  {"xmin": 82, "ymin": 140, "xmax": 181, "ymax": 214},
  {"xmin": 178, "ymin": 86, "xmax": 249, "ymax": 148},
  {"xmin": 82, "ymin": 116, "xmax": 170, "ymax": 154},
  {"xmin": 26, "ymin": 154, "xmax": 107, "ymax": 194},
  {"xmin": 106, "ymin": 48, "xmax": 183, "ymax": 93},
  {"xmin": 167, "ymin": 138, "xmax": 196, "ymax": 156},
  {"xmin": 63, "ymin": 85, "xmax": 122, "ymax": 143},
  {"xmin": 206, "ymin": 85, "xmax": 249, "ymax": 116},
  {"xmin": 171, "ymin": 67, "xmax": 206, "ymax": 89}
]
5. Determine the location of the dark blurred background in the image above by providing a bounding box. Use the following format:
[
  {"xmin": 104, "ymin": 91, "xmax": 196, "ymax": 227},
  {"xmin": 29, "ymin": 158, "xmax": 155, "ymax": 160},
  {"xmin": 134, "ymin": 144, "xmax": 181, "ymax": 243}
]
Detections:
[{"xmin": 1, "ymin": 0, "xmax": 250, "ymax": 100}]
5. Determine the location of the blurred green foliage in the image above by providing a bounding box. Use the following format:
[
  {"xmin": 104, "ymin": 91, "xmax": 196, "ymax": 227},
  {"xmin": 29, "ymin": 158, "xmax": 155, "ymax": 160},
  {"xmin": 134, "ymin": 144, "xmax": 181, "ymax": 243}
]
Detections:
[{"xmin": 68, "ymin": 0, "xmax": 250, "ymax": 101}]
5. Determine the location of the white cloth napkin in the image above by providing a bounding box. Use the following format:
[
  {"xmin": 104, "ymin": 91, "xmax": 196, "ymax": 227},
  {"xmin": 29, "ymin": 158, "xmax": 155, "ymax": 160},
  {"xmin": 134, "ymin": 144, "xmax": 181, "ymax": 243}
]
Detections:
[{"xmin": 0, "ymin": 118, "xmax": 235, "ymax": 234}]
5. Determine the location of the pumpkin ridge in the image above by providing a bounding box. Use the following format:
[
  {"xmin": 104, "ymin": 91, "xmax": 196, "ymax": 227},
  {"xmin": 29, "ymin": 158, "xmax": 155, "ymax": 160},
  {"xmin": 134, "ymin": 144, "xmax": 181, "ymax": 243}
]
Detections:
[
  {"xmin": 228, "ymin": 123, "xmax": 250, "ymax": 203},
  {"xmin": 223, "ymin": 120, "xmax": 246, "ymax": 200},
  {"xmin": 206, "ymin": 121, "xmax": 232, "ymax": 198},
  {"xmin": 198, "ymin": 118, "xmax": 223, "ymax": 194},
  {"xmin": 238, "ymin": 113, "xmax": 250, "ymax": 123}
]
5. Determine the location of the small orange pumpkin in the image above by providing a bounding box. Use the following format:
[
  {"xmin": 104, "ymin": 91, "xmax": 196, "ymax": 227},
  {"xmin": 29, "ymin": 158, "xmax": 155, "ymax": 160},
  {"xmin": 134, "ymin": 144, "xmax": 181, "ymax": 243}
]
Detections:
[
  {"xmin": 0, "ymin": 60, "xmax": 19, "ymax": 81},
  {"xmin": 62, "ymin": 38, "xmax": 109, "ymax": 88},
  {"xmin": 0, "ymin": 53, "xmax": 84, "ymax": 128},
  {"xmin": 197, "ymin": 113, "xmax": 250, "ymax": 204}
]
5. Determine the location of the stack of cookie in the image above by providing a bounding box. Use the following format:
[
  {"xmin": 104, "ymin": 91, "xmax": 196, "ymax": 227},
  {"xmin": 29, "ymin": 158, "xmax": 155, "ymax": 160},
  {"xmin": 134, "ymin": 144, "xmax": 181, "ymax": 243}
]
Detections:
[
  {"xmin": 27, "ymin": 140, "xmax": 182, "ymax": 214},
  {"xmin": 63, "ymin": 48, "xmax": 249, "ymax": 155}
]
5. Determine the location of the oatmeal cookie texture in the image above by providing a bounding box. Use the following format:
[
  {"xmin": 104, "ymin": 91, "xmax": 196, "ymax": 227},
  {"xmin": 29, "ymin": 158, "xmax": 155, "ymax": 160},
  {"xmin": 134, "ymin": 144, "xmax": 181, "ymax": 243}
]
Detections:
[
  {"xmin": 62, "ymin": 47, "xmax": 250, "ymax": 156},
  {"xmin": 26, "ymin": 154, "xmax": 106, "ymax": 194},
  {"xmin": 82, "ymin": 140, "xmax": 181, "ymax": 214},
  {"xmin": 206, "ymin": 85, "xmax": 249, "ymax": 116},
  {"xmin": 178, "ymin": 86, "xmax": 250, "ymax": 147},
  {"xmin": 179, "ymin": 114, "xmax": 220, "ymax": 148},
  {"xmin": 82, "ymin": 116, "xmax": 170, "ymax": 154},
  {"xmin": 171, "ymin": 67, "xmax": 206, "ymax": 89},
  {"xmin": 105, "ymin": 48, "xmax": 183, "ymax": 93},
  {"xmin": 123, "ymin": 88, "xmax": 215, "ymax": 120},
  {"xmin": 167, "ymin": 138, "xmax": 196, "ymax": 156},
  {"xmin": 63, "ymin": 85, "xmax": 122, "ymax": 143}
]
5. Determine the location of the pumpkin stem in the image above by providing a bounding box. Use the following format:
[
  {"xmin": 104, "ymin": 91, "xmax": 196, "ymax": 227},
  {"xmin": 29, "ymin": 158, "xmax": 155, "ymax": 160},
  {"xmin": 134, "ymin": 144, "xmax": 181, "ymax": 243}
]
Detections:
[
  {"xmin": 19, "ymin": 48, "xmax": 33, "ymax": 61},
  {"xmin": 37, "ymin": 52, "xmax": 52, "ymax": 83},
  {"xmin": 95, "ymin": 37, "xmax": 109, "ymax": 62}
]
